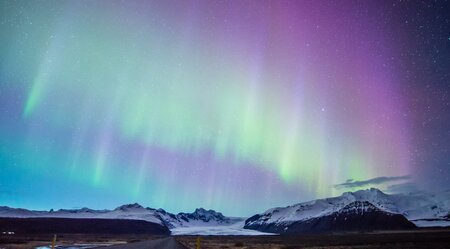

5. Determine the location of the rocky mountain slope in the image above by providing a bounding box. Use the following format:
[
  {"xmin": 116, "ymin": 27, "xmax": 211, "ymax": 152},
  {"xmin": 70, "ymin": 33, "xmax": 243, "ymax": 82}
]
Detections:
[
  {"xmin": 243, "ymin": 188, "xmax": 450, "ymax": 234},
  {"xmin": 245, "ymin": 201, "xmax": 416, "ymax": 234}
]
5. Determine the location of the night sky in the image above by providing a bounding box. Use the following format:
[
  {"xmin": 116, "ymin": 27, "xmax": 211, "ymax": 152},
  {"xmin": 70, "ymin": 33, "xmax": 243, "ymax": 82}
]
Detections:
[{"xmin": 0, "ymin": 1, "xmax": 449, "ymax": 216}]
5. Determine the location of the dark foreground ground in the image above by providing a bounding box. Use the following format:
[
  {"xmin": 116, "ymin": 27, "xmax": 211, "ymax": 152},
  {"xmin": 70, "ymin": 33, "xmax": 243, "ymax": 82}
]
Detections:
[
  {"xmin": 177, "ymin": 229, "xmax": 450, "ymax": 249},
  {"xmin": 105, "ymin": 237, "xmax": 187, "ymax": 249},
  {"xmin": 0, "ymin": 234, "xmax": 172, "ymax": 249},
  {"xmin": 1, "ymin": 229, "xmax": 450, "ymax": 249},
  {"xmin": 0, "ymin": 218, "xmax": 170, "ymax": 235}
]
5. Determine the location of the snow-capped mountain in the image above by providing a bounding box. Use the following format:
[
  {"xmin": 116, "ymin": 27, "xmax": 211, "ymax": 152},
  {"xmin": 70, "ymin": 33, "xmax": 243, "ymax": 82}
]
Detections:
[
  {"xmin": 245, "ymin": 200, "xmax": 416, "ymax": 234},
  {"xmin": 150, "ymin": 207, "xmax": 239, "ymax": 228},
  {"xmin": 175, "ymin": 208, "xmax": 239, "ymax": 226},
  {"xmin": 0, "ymin": 203, "xmax": 237, "ymax": 229},
  {"xmin": 0, "ymin": 203, "xmax": 162, "ymax": 225},
  {"xmin": 1, "ymin": 188, "xmax": 448, "ymax": 235},
  {"xmin": 244, "ymin": 188, "xmax": 450, "ymax": 233}
]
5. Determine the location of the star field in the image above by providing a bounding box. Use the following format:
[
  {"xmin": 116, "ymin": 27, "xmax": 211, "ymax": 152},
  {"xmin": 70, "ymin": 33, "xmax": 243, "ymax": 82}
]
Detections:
[{"xmin": 0, "ymin": 0, "xmax": 449, "ymax": 216}]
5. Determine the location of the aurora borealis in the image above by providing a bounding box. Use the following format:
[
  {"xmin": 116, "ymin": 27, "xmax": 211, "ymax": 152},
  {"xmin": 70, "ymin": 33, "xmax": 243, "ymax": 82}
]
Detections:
[{"xmin": 1, "ymin": 1, "xmax": 449, "ymax": 216}]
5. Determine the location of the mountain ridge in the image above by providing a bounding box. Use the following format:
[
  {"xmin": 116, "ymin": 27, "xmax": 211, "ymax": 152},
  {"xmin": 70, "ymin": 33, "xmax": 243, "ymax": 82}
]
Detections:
[
  {"xmin": 0, "ymin": 203, "xmax": 236, "ymax": 229},
  {"xmin": 1, "ymin": 188, "xmax": 449, "ymax": 234}
]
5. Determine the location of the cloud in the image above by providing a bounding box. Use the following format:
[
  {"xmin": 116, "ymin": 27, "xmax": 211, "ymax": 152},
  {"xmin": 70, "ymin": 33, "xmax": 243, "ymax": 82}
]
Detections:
[
  {"xmin": 334, "ymin": 175, "xmax": 411, "ymax": 189},
  {"xmin": 385, "ymin": 182, "xmax": 419, "ymax": 194}
]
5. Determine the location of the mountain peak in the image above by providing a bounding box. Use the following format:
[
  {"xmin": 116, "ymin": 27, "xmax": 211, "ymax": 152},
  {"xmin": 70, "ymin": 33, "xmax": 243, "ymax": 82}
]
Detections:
[
  {"xmin": 341, "ymin": 188, "xmax": 386, "ymax": 197},
  {"xmin": 194, "ymin": 208, "xmax": 212, "ymax": 214},
  {"xmin": 175, "ymin": 208, "xmax": 229, "ymax": 224},
  {"xmin": 57, "ymin": 207, "xmax": 96, "ymax": 213},
  {"xmin": 193, "ymin": 208, "xmax": 225, "ymax": 217},
  {"xmin": 115, "ymin": 203, "xmax": 144, "ymax": 211}
]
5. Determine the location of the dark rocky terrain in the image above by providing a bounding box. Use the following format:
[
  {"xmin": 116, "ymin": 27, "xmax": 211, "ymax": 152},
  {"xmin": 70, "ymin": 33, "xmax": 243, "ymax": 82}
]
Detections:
[{"xmin": 0, "ymin": 217, "xmax": 170, "ymax": 235}]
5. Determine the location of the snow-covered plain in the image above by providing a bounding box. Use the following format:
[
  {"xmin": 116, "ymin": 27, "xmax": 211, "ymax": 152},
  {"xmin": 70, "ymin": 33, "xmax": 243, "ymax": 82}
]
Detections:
[{"xmin": 171, "ymin": 220, "xmax": 273, "ymax": 235}]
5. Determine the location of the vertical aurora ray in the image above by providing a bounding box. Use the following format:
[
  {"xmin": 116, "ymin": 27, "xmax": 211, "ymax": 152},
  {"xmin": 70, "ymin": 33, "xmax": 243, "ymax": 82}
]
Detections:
[{"xmin": 0, "ymin": 0, "xmax": 423, "ymax": 216}]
